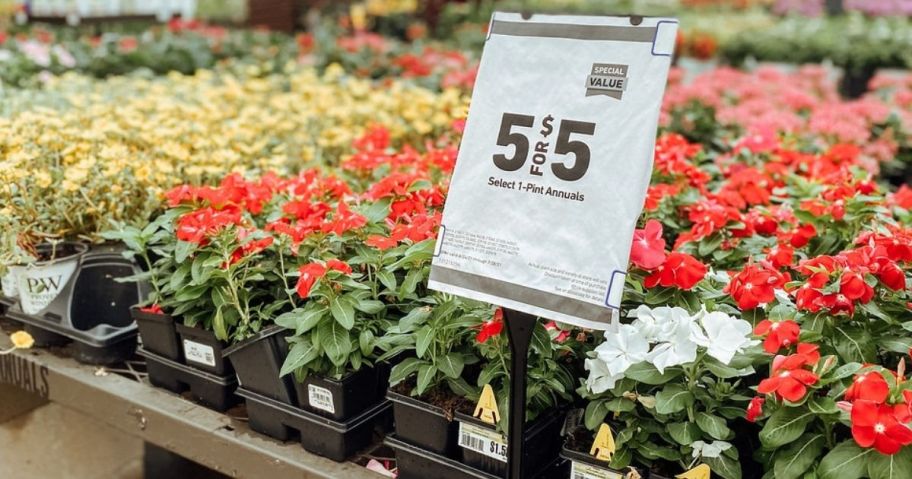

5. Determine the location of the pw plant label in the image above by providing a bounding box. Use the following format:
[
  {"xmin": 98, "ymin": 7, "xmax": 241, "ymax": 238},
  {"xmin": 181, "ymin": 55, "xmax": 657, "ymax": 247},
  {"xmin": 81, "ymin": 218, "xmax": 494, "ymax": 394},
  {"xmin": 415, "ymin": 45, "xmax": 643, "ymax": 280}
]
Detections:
[{"xmin": 429, "ymin": 12, "xmax": 678, "ymax": 329}]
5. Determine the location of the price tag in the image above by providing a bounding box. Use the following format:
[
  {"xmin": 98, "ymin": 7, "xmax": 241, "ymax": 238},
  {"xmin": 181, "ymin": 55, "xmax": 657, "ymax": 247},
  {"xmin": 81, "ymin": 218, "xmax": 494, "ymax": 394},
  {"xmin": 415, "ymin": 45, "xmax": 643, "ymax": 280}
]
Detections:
[
  {"xmin": 571, "ymin": 461, "xmax": 625, "ymax": 479},
  {"xmin": 183, "ymin": 340, "xmax": 216, "ymax": 367},
  {"xmin": 308, "ymin": 384, "xmax": 336, "ymax": 414},
  {"xmin": 458, "ymin": 421, "xmax": 508, "ymax": 463},
  {"xmin": 429, "ymin": 12, "xmax": 678, "ymax": 330}
]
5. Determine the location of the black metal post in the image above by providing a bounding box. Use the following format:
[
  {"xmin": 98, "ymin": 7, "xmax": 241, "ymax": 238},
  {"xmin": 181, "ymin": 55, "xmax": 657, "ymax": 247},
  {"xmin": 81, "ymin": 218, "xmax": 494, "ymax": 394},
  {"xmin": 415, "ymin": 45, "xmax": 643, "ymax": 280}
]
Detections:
[{"xmin": 502, "ymin": 308, "xmax": 537, "ymax": 479}]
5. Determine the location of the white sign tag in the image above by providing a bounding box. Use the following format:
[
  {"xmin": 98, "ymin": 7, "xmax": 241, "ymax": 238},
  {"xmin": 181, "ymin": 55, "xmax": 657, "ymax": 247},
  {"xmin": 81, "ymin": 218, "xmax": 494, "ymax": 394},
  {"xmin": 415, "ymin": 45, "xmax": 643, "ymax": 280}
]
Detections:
[
  {"xmin": 183, "ymin": 340, "xmax": 216, "ymax": 367},
  {"xmin": 571, "ymin": 461, "xmax": 625, "ymax": 479},
  {"xmin": 308, "ymin": 384, "xmax": 336, "ymax": 414},
  {"xmin": 458, "ymin": 420, "xmax": 508, "ymax": 463},
  {"xmin": 429, "ymin": 12, "xmax": 677, "ymax": 329},
  {"xmin": 18, "ymin": 260, "xmax": 79, "ymax": 315}
]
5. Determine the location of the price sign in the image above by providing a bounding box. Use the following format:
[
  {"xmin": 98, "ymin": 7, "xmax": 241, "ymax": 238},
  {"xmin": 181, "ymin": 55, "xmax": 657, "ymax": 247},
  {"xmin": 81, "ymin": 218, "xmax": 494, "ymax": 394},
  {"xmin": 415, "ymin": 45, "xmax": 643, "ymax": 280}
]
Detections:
[{"xmin": 429, "ymin": 13, "xmax": 678, "ymax": 329}]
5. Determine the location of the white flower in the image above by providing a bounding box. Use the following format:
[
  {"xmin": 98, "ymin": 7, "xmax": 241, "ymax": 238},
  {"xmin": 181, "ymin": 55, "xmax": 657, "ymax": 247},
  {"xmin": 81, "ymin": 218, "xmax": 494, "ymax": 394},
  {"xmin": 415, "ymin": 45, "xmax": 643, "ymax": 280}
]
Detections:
[
  {"xmin": 691, "ymin": 440, "xmax": 732, "ymax": 459},
  {"xmin": 646, "ymin": 313, "xmax": 699, "ymax": 373},
  {"xmin": 585, "ymin": 357, "xmax": 624, "ymax": 394},
  {"xmin": 631, "ymin": 305, "xmax": 691, "ymax": 343},
  {"xmin": 594, "ymin": 324, "xmax": 650, "ymax": 376},
  {"xmin": 692, "ymin": 309, "xmax": 758, "ymax": 365}
]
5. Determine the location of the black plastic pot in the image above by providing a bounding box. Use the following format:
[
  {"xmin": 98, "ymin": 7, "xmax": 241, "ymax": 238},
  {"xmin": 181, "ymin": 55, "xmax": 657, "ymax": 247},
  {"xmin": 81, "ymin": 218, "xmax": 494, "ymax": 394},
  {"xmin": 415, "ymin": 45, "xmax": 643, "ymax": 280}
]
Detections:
[
  {"xmin": 223, "ymin": 325, "xmax": 297, "ymax": 405},
  {"xmin": 2, "ymin": 243, "xmax": 146, "ymax": 365},
  {"xmin": 294, "ymin": 366, "xmax": 380, "ymax": 420},
  {"xmin": 387, "ymin": 388, "xmax": 461, "ymax": 458},
  {"xmin": 455, "ymin": 409, "xmax": 566, "ymax": 478},
  {"xmin": 131, "ymin": 306, "xmax": 181, "ymax": 361},
  {"xmin": 238, "ymin": 387, "xmax": 392, "ymax": 462},
  {"xmin": 139, "ymin": 348, "xmax": 239, "ymax": 412},
  {"xmin": 560, "ymin": 445, "xmax": 644, "ymax": 479},
  {"xmin": 174, "ymin": 322, "xmax": 233, "ymax": 376},
  {"xmin": 386, "ymin": 434, "xmax": 569, "ymax": 479}
]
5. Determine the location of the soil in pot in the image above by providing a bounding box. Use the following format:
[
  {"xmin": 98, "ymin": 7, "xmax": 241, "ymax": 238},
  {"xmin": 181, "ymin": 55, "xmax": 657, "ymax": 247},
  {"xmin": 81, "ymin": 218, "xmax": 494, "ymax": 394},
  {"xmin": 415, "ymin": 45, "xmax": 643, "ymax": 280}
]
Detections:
[
  {"xmin": 131, "ymin": 306, "xmax": 182, "ymax": 361},
  {"xmin": 294, "ymin": 365, "xmax": 381, "ymax": 420},
  {"xmin": 389, "ymin": 380, "xmax": 474, "ymax": 458},
  {"xmin": 223, "ymin": 325, "xmax": 297, "ymax": 405},
  {"xmin": 175, "ymin": 323, "xmax": 233, "ymax": 376},
  {"xmin": 454, "ymin": 406, "xmax": 566, "ymax": 478}
]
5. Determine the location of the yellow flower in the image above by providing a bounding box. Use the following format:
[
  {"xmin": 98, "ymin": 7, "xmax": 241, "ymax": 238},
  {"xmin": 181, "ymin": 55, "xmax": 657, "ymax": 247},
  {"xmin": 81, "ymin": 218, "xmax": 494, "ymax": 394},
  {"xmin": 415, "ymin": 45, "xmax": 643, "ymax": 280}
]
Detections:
[{"xmin": 10, "ymin": 331, "xmax": 34, "ymax": 349}]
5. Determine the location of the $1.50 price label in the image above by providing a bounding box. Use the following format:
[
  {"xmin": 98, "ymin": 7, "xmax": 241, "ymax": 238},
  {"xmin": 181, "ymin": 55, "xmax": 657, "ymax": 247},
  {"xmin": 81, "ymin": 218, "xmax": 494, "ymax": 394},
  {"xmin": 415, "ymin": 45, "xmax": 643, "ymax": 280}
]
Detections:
[
  {"xmin": 430, "ymin": 12, "xmax": 678, "ymax": 330},
  {"xmin": 458, "ymin": 421, "xmax": 508, "ymax": 463}
]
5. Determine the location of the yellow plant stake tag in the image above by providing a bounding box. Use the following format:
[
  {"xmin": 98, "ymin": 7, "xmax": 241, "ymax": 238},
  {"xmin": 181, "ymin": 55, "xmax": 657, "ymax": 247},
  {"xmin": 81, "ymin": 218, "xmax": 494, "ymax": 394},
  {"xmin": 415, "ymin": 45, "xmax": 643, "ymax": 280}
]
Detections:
[
  {"xmin": 676, "ymin": 464, "xmax": 711, "ymax": 479},
  {"xmin": 473, "ymin": 384, "xmax": 500, "ymax": 425},
  {"xmin": 589, "ymin": 423, "xmax": 616, "ymax": 462}
]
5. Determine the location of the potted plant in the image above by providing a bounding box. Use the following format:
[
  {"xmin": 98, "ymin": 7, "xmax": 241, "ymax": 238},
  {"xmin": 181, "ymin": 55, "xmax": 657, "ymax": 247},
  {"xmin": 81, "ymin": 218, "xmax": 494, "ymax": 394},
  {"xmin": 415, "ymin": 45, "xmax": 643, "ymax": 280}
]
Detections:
[
  {"xmin": 448, "ymin": 310, "xmax": 578, "ymax": 478},
  {"xmin": 383, "ymin": 294, "xmax": 487, "ymax": 459},
  {"xmin": 576, "ymin": 305, "xmax": 761, "ymax": 479}
]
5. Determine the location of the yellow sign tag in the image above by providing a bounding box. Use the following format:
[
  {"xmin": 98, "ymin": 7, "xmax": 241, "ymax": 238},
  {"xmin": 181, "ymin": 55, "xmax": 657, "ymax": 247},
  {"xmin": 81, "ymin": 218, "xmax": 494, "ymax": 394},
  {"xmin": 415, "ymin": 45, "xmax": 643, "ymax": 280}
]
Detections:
[
  {"xmin": 473, "ymin": 384, "xmax": 500, "ymax": 425},
  {"xmin": 589, "ymin": 423, "xmax": 616, "ymax": 462},
  {"xmin": 676, "ymin": 464, "xmax": 711, "ymax": 479}
]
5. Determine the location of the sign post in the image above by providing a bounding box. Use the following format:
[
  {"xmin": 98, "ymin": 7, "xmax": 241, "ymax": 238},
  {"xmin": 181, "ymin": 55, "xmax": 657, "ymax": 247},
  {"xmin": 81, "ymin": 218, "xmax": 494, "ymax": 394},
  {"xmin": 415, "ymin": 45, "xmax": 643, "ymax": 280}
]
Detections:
[{"xmin": 429, "ymin": 12, "xmax": 678, "ymax": 478}]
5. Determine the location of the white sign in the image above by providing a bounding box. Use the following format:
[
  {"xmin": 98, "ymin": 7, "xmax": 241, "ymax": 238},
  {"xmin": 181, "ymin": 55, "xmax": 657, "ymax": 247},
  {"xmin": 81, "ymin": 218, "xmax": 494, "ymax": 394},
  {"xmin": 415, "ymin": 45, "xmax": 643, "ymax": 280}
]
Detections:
[
  {"xmin": 307, "ymin": 384, "xmax": 336, "ymax": 414},
  {"xmin": 458, "ymin": 420, "xmax": 508, "ymax": 463},
  {"xmin": 429, "ymin": 12, "xmax": 677, "ymax": 329},
  {"xmin": 571, "ymin": 461, "xmax": 625, "ymax": 479},
  {"xmin": 183, "ymin": 339, "xmax": 216, "ymax": 367},
  {"xmin": 18, "ymin": 260, "xmax": 78, "ymax": 315}
]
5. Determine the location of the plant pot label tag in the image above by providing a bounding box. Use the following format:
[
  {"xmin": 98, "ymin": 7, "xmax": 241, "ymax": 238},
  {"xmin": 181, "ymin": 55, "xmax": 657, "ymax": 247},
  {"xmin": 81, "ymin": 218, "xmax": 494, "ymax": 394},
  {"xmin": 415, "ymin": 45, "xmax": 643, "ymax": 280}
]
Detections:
[
  {"xmin": 571, "ymin": 461, "xmax": 626, "ymax": 479},
  {"xmin": 675, "ymin": 464, "xmax": 711, "ymax": 479},
  {"xmin": 428, "ymin": 12, "xmax": 678, "ymax": 330},
  {"xmin": 458, "ymin": 420, "xmax": 508, "ymax": 463},
  {"xmin": 307, "ymin": 384, "xmax": 336, "ymax": 415},
  {"xmin": 590, "ymin": 423, "xmax": 617, "ymax": 462},
  {"xmin": 18, "ymin": 260, "xmax": 78, "ymax": 315},
  {"xmin": 1, "ymin": 270, "xmax": 19, "ymax": 298},
  {"xmin": 473, "ymin": 383, "xmax": 500, "ymax": 425},
  {"xmin": 183, "ymin": 340, "xmax": 216, "ymax": 367}
]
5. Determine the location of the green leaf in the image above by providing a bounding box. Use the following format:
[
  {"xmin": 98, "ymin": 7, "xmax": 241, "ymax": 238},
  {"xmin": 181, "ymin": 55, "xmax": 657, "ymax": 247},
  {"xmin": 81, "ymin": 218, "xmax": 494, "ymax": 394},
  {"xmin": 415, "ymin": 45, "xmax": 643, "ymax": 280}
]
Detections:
[
  {"xmin": 624, "ymin": 362, "xmax": 683, "ymax": 385},
  {"xmin": 880, "ymin": 336, "xmax": 912, "ymax": 355},
  {"xmin": 359, "ymin": 329, "xmax": 374, "ymax": 356},
  {"xmin": 213, "ymin": 307, "xmax": 228, "ymax": 341},
  {"xmin": 321, "ymin": 320, "xmax": 351, "ymax": 367},
  {"xmin": 668, "ymin": 422, "xmax": 702, "ymax": 445},
  {"xmin": 705, "ymin": 455, "xmax": 742, "ymax": 479},
  {"xmin": 437, "ymin": 353, "xmax": 464, "ymax": 379},
  {"xmin": 280, "ymin": 340, "xmax": 318, "ymax": 376},
  {"xmin": 330, "ymin": 295, "xmax": 356, "ymax": 330},
  {"xmin": 355, "ymin": 299, "xmax": 385, "ymax": 314},
  {"xmin": 695, "ymin": 412, "xmax": 731, "ymax": 440},
  {"xmin": 389, "ymin": 357, "xmax": 422, "ymax": 386},
  {"xmin": 377, "ymin": 270, "xmax": 397, "ymax": 292},
  {"xmin": 175, "ymin": 240, "xmax": 194, "ymax": 263},
  {"xmin": 867, "ymin": 443, "xmax": 912, "ymax": 479},
  {"xmin": 399, "ymin": 306, "xmax": 431, "ymax": 333},
  {"xmin": 584, "ymin": 400, "xmax": 609, "ymax": 431},
  {"xmin": 399, "ymin": 268, "xmax": 423, "ymax": 298},
  {"xmin": 655, "ymin": 384, "xmax": 695, "ymax": 414},
  {"xmin": 416, "ymin": 364, "xmax": 437, "ymax": 395},
  {"xmin": 759, "ymin": 407, "xmax": 815, "ymax": 449},
  {"xmin": 818, "ymin": 440, "xmax": 873, "ymax": 479},
  {"xmin": 833, "ymin": 326, "xmax": 877, "ymax": 363},
  {"xmin": 773, "ymin": 434, "xmax": 826, "ymax": 479},
  {"xmin": 415, "ymin": 325, "xmax": 434, "ymax": 358}
]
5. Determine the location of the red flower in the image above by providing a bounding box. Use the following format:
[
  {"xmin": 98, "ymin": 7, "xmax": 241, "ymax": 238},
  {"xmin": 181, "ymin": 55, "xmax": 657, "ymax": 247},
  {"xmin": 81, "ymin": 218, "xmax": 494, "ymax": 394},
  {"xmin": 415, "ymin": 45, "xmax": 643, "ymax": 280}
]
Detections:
[
  {"xmin": 176, "ymin": 206, "xmax": 243, "ymax": 244},
  {"xmin": 839, "ymin": 269, "xmax": 874, "ymax": 303},
  {"xmin": 477, "ymin": 308, "xmax": 504, "ymax": 343},
  {"xmin": 845, "ymin": 371, "xmax": 891, "ymax": 404},
  {"xmin": 326, "ymin": 259, "xmax": 353, "ymax": 275},
  {"xmin": 746, "ymin": 396, "xmax": 765, "ymax": 422},
  {"xmin": 544, "ymin": 321, "xmax": 570, "ymax": 343},
  {"xmin": 789, "ymin": 223, "xmax": 817, "ymax": 248},
  {"xmin": 767, "ymin": 245, "xmax": 795, "ymax": 269},
  {"xmin": 140, "ymin": 304, "xmax": 164, "ymax": 314},
  {"xmin": 644, "ymin": 252, "xmax": 707, "ymax": 290},
  {"xmin": 296, "ymin": 263, "xmax": 327, "ymax": 298},
  {"xmin": 226, "ymin": 236, "xmax": 274, "ymax": 268},
  {"xmin": 725, "ymin": 263, "xmax": 789, "ymax": 310},
  {"xmin": 757, "ymin": 351, "xmax": 819, "ymax": 402},
  {"xmin": 366, "ymin": 234, "xmax": 400, "ymax": 250},
  {"xmin": 754, "ymin": 319, "xmax": 801, "ymax": 353},
  {"xmin": 851, "ymin": 400, "xmax": 912, "ymax": 455},
  {"xmin": 630, "ymin": 220, "xmax": 667, "ymax": 270}
]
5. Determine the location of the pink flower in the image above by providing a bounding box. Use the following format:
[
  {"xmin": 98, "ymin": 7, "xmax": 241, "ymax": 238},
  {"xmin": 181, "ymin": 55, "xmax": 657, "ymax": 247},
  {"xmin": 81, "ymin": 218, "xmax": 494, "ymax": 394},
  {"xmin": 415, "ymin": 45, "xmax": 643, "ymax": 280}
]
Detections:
[{"xmin": 630, "ymin": 220, "xmax": 667, "ymax": 270}]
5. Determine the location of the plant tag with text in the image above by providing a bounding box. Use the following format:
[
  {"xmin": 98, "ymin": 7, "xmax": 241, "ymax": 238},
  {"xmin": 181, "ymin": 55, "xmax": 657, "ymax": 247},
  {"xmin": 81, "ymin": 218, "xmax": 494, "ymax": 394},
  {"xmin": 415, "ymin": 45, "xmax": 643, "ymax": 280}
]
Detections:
[
  {"xmin": 183, "ymin": 340, "xmax": 215, "ymax": 367},
  {"xmin": 308, "ymin": 384, "xmax": 336, "ymax": 414},
  {"xmin": 459, "ymin": 420, "xmax": 508, "ymax": 463}
]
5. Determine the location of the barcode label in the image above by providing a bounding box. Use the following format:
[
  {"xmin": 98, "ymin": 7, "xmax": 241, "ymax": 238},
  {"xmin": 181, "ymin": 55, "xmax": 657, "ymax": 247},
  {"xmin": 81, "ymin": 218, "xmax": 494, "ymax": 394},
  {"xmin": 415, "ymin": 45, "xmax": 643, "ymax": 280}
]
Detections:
[
  {"xmin": 183, "ymin": 340, "xmax": 216, "ymax": 367},
  {"xmin": 308, "ymin": 384, "xmax": 336, "ymax": 414},
  {"xmin": 571, "ymin": 461, "xmax": 624, "ymax": 479},
  {"xmin": 458, "ymin": 421, "xmax": 508, "ymax": 463}
]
